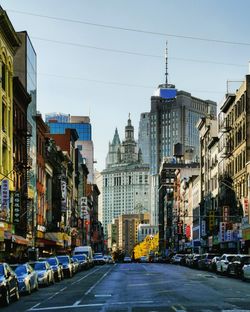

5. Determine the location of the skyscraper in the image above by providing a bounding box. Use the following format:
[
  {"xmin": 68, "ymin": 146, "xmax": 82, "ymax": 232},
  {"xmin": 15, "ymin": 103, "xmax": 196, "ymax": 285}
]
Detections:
[
  {"xmin": 101, "ymin": 116, "xmax": 150, "ymax": 235},
  {"xmin": 148, "ymin": 43, "xmax": 217, "ymax": 226},
  {"xmin": 138, "ymin": 112, "xmax": 150, "ymax": 165}
]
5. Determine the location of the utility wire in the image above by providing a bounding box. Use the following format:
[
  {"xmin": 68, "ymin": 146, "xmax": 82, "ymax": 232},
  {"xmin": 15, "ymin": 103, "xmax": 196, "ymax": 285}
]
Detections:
[
  {"xmin": 38, "ymin": 72, "xmax": 224, "ymax": 94},
  {"xmin": 32, "ymin": 36, "xmax": 245, "ymax": 68},
  {"xmin": 7, "ymin": 9, "xmax": 250, "ymax": 47}
]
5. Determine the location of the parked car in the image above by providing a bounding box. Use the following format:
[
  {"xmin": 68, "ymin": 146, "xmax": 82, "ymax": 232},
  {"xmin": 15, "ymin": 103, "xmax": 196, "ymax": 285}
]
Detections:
[
  {"xmin": 227, "ymin": 255, "xmax": 250, "ymax": 277},
  {"xmin": 46, "ymin": 257, "xmax": 64, "ymax": 282},
  {"xmin": 93, "ymin": 254, "xmax": 106, "ymax": 265},
  {"xmin": 29, "ymin": 261, "xmax": 54, "ymax": 286},
  {"xmin": 73, "ymin": 246, "xmax": 94, "ymax": 267},
  {"xmin": 216, "ymin": 254, "xmax": 236, "ymax": 274},
  {"xmin": 123, "ymin": 256, "xmax": 132, "ymax": 263},
  {"xmin": 198, "ymin": 253, "xmax": 219, "ymax": 270},
  {"xmin": 0, "ymin": 263, "xmax": 19, "ymax": 306},
  {"xmin": 185, "ymin": 254, "xmax": 195, "ymax": 267},
  {"xmin": 170, "ymin": 254, "xmax": 186, "ymax": 264},
  {"xmin": 242, "ymin": 262, "xmax": 250, "ymax": 281},
  {"xmin": 72, "ymin": 254, "xmax": 88, "ymax": 270},
  {"xmin": 190, "ymin": 255, "xmax": 201, "ymax": 269},
  {"xmin": 140, "ymin": 256, "xmax": 149, "ymax": 263},
  {"xmin": 208, "ymin": 256, "xmax": 220, "ymax": 272},
  {"xmin": 10, "ymin": 263, "xmax": 38, "ymax": 294},
  {"xmin": 56, "ymin": 255, "xmax": 74, "ymax": 278},
  {"xmin": 106, "ymin": 255, "xmax": 115, "ymax": 264},
  {"xmin": 71, "ymin": 257, "xmax": 80, "ymax": 274}
]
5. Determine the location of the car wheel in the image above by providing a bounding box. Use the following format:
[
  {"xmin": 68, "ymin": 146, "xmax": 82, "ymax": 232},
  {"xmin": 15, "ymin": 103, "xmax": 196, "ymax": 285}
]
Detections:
[
  {"xmin": 35, "ymin": 280, "xmax": 39, "ymax": 291},
  {"xmin": 2, "ymin": 288, "xmax": 10, "ymax": 306},
  {"xmin": 14, "ymin": 286, "xmax": 20, "ymax": 301},
  {"xmin": 26, "ymin": 283, "xmax": 31, "ymax": 295}
]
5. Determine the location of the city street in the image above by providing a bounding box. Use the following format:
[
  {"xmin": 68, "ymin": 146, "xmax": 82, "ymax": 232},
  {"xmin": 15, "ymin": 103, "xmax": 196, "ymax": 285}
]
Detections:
[{"xmin": 2, "ymin": 263, "xmax": 250, "ymax": 312}]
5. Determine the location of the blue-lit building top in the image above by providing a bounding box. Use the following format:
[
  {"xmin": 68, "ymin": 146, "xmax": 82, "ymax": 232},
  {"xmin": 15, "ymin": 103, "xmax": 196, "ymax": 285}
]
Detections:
[
  {"xmin": 45, "ymin": 112, "xmax": 70, "ymax": 123},
  {"xmin": 47, "ymin": 122, "xmax": 91, "ymax": 141}
]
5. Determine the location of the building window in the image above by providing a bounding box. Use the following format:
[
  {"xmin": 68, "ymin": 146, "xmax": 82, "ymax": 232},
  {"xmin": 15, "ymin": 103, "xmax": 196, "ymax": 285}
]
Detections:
[
  {"xmin": 1, "ymin": 62, "xmax": 6, "ymax": 91},
  {"xmin": 2, "ymin": 103, "xmax": 6, "ymax": 132}
]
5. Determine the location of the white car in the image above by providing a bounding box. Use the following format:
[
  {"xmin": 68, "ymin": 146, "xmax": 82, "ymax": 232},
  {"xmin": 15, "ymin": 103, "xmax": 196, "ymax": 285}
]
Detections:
[
  {"xmin": 170, "ymin": 254, "xmax": 185, "ymax": 264},
  {"xmin": 216, "ymin": 254, "xmax": 235, "ymax": 274},
  {"xmin": 242, "ymin": 263, "xmax": 250, "ymax": 281},
  {"xmin": 124, "ymin": 256, "xmax": 132, "ymax": 263}
]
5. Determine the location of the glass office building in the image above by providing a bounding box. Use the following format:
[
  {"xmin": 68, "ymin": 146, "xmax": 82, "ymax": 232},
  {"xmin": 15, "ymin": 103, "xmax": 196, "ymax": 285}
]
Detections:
[
  {"xmin": 14, "ymin": 31, "xmax": 37, "ymax": 244},
  {"xmin": 46, "ymin": 115, "xmax": 94, "ymax": 183},
  {"xmin": 47, "ymin": 122, "xmax": 91, "ymax": 141}
]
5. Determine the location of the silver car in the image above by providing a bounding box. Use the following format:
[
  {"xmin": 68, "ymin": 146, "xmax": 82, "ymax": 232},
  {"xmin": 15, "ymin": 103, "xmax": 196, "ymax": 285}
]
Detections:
[
  {"xmin": 216, "ymin": 254, "xmax": 235, "ymax": 274},
  {"xmin": 30, "ymin": 261, "xmax": 54, "ymax": 286},
  {"xmin": 242, "ymin": 262, "xmax": 250, "ymax": 281}
]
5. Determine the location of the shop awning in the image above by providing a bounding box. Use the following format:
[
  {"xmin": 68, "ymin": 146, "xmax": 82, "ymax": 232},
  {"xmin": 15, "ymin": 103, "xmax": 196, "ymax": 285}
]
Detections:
[{"xmin": 12, "ymin": 234, "xmax": 29, "ymax": 245}]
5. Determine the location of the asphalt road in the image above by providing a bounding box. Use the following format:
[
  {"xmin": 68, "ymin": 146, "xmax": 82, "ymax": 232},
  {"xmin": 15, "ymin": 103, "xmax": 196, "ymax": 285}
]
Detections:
[{"xmin": 2, "ymin": 263, "xmax": 250, "ymax": 312}]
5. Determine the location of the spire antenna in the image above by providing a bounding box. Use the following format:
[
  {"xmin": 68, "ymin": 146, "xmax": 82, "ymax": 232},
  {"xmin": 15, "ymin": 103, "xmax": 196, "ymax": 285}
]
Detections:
[{"xmin": 165, "ymin": 41, "xmax": 168, "ymax": 85}]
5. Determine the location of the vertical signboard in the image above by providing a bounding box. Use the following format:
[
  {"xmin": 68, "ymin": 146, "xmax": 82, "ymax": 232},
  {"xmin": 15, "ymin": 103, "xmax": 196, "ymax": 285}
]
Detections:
[
  {"xmin": 80, "ymin": 197, "xmax": 88, "ymax": 219},
  {"xmin": 13, "ymin": 192, "xmax": 20, "ymax": 224},
  {"xmin": 223, "ymin": 206, "xmax": 229, "ymax": 222},
  {"xmin": 242, "ymin": 198, "xmax": 249, "ymax": 217},
  {"xmin": 220, "ymin": 222, "xmax": 226, "ymax": 242},
  {"xmin": 201, "ymin": 220, "xmax": 206, "ymax": 236},
  {"xmin": 0, "ymin": 180, "xmax": 9, "ymax": 220},
  {"xmin": 61, "ymin": 180, "xmax": 67, "ymax": 212},
  {"xmin": 209, "ymin": 211, "xmax": 215, "ymax": 231}
]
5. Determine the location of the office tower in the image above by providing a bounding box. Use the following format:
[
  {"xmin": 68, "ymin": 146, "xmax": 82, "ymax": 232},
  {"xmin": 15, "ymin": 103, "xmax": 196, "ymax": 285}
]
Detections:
[
  {"xmin": 101, "ymin": 116, "xmax": 150, "ymax": 235},
  {"xmin": 46, "ymin": 114, "xmax": 94, "ymax": 183}
]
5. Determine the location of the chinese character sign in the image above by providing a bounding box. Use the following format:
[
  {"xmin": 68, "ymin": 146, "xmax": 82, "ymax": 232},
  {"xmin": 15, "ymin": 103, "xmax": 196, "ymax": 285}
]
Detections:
[
  {"xmin": 0, "ymin": 180, "xmax": 9, "ymax": 220},
  {"xmin": 220, "ymin": 222, "xmax": 226, "ymax": 242},
  {"xmin": 13, "ymin": 192, "xmax": 20, "ymax": 224}
]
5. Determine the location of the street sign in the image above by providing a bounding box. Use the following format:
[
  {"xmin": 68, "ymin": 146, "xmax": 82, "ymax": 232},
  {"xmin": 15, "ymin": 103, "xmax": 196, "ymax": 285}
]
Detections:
[
  {"xmin": 0, "ymin": 179, "xmax": 9, "ymax": 220},
  {"xmin": 13, "ymin": 192, "xmax": 21, "ymax": 224}
]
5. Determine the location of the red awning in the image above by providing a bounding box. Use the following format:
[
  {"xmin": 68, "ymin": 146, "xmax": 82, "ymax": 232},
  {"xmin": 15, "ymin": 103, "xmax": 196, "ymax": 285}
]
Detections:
[{"xmin": 12, "ymin": 234, "xmax": 29, "ymax": 245}]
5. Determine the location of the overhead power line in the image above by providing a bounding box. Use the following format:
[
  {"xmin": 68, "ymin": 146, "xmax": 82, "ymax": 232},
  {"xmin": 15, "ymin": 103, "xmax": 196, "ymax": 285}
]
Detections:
[
  {"xmin": 7, "ymin": 8, "xmax": 250, "ymax": 47},
  {"xmin": 38, "ymin": 72, "xmax": 224, "ymax": 94},
  {"xmin": 32, "ymin": 36, "xmax": 245, "ymax": 68}
]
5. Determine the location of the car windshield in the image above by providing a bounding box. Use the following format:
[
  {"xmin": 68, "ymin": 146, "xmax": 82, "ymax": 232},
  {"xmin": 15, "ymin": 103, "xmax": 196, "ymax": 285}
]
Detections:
[
  {"xmin": 227, "ymin": 256, "xmax": 234, "ymax": 261},
  {"xmin": 47, "ymin": 258, "xmax": 57, "ymax": 265},
  {"xmin": 94, "ymin": 255, "xmax": 103, "ymax": 259},
  {"xmin": 57, "ymin": 256, "xmax": 69, "ymax": 264},
  {"xmin": 34, "ymin": 262, "xmax": 46, "ymax": 270},
  {"xmin": 73, "ymin": 255, "xmax": 85, "ymax": 261},
  {"xmin": 14, "ymin": 265, "xmax": 27, "ymax": 275},
  {"xmin": 242, "ymin": 256, "xmax": 250, "ymax": 264}
]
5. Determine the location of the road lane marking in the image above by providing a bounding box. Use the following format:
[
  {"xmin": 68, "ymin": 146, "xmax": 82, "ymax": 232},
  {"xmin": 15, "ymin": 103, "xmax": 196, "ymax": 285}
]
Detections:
[
  {"xmin": 71, "ymin": 267, "xmax": 101, "ymax": 285},
  {"xmin": 95, "ymin": 294, "xmax": 112, "ymax": 297},
  {"xmin": 84, "ymin": 266, "xmax": 113, "ymax": 295},
  {"xmin": 72, "ymin": 300, "xmax": 81, "ymax": 306},
  {"xmin": 171, "ymin": 305, "xmax": 186, "ymax": 312},
  {"xmin": 28, "ymin": 303, "xmax": 104, "ymax": 310},
  {"xmin": 28, "ymin": 300, "xmax": 155, "ymax": 311},
  {"xmin": 47, "ymin": 291, "xmax": 60, "ymax": 300},
  {"xmin": 29, "ymin": 303, "xmax": 41, "ymax": 310},
  {"xmin": 60, "ymin": 286, "xmax": 67, "ymax": 292}
]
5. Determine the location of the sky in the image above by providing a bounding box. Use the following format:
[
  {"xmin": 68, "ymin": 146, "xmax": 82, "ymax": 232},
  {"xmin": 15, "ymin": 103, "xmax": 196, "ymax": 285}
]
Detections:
[{"xmin": 2, "ymin": 0, "xmax": 250, "ymax": 171}]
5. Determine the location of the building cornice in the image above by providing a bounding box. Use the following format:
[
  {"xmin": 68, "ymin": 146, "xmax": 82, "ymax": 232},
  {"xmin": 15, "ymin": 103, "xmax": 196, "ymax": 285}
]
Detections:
[{"xmin": 0, "ymin": 8, "xmax": 21, "ymax": 53}]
